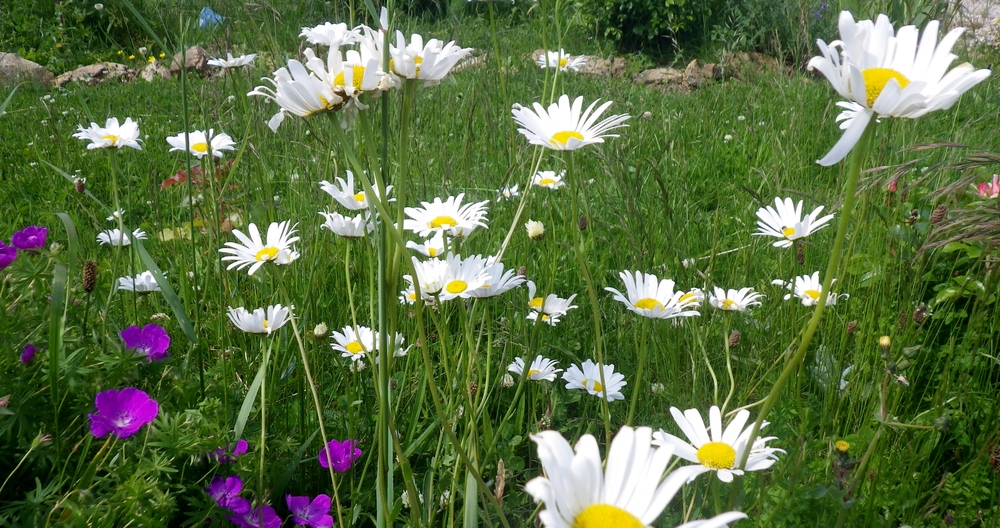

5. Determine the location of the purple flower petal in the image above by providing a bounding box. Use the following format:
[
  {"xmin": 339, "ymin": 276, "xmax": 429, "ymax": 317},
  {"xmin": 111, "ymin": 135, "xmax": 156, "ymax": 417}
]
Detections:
[
  {"xmin": 318, "ymin": 438, "xmax": 362, "ymax": 472},
  {"xmin": 229, "ymin": 504, "xmax": 282, "ymax": 528},
  {"xmin": 88, "ymin": 387, "xmax": 159, "ymax": 439},
  {"xmin": 20, "ymin": 344, "xmax": 37, "ymax": 364},
  {"xmin": 287, "ymin": 494, "xmax": 333, "ymax": 527},
  {"xmin": 120, "ymin": 324, "xmax": 170, "ymax": 362},
  {"xmin": 0, "ymin": 241, "xmax": 16, "ymax": 270},
  {"xmin": 11, "ymin": 226, "xmax": 47, "ymax": 251}
]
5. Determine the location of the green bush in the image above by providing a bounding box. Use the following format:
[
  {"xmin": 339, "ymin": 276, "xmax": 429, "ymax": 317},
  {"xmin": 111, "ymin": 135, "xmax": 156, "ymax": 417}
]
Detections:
[{"xmin": 575, "ymin": 0, "xmax": 722, "ymax": 53}]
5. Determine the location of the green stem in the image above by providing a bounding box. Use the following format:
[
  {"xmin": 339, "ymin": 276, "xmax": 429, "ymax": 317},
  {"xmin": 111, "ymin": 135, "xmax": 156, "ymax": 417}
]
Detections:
[{"xmin": 626, "ymin": 319, "xmax": 649, "ymax": 425}]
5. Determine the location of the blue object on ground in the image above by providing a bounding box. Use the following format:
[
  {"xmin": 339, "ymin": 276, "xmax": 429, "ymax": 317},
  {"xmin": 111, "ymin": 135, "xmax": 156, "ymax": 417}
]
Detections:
[{"xmin": 199, "ymin": 7, "xmax": 224, "ymax": 28}]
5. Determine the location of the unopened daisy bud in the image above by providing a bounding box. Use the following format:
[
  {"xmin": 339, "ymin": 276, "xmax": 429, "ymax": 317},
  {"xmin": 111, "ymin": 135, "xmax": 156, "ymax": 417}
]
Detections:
[
  {"xmin": 728, "ymin": 329, "xmax": 741, "ymax": 349},
  {"xmin": 82, "ymin": 260, "xmax": 97, "ymax": 292},
  {"xmin": 913, "ymin": 305, "xmax": 929, "ymax": 323},
  {"xmin": 525, "ymin": 219, "xmax": 545, "ymax": 240},
  {"xmin": 74, "ymin": 177, "xmax": 86, "ymax": 194},
  {"xmin": 835, "ymin": 440, "xmax": 850, "ymax": 453},
  {"xmin": 846, "ymin": 320, "xmax": 858, "ymax": 334},
  {"xmin": 578, "ymin": 215, "xmax": 588, "ymax": 231},
  {"xmin": 500, "ymin": 373, "xmax": 514, "ymax": 388},
  {"xmin": 313, "ymin": 322, "xmax": 329, "ymax": 337},
  {"xmin": 930, "ymin": 203, "xmax": 947, "ymax": 225},
  {"xmin": 878, "ymin": 335, "xmax": 891, "ymax": 351}
]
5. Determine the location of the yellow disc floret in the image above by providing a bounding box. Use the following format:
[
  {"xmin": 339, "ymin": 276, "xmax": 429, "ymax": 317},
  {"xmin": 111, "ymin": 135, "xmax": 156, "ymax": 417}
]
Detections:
[
  {"xmin": 634, "ymin": 298, "xmax": 663, "ymax": 311},
  {"xmin": 255, "ymin": 247, "xmax": 279, "ymax": 261},
  {"xmin": 696, "ymin": 441, "xmax": 737, "ymax": 470},
  {"xmin": 191, "ymin": 142, "xmax": 209, "ymax": 154},
  {"xmin": 551, "ymin": 131, "xmax": 584, "ymax": 146},
  {"xmin": 861, "ymin": 68, "xmax": 910, "ymax": 107},
  {"xmin": 429, "ymin": 216, "xmax": 458, "ymax": 229},
  {"xmin": 446, "ymin": 280, "xmax": 468, "ymax": 294},
  {"xmin": 573, "ymin": 504, "xmax": 644, "ymax": 528}
]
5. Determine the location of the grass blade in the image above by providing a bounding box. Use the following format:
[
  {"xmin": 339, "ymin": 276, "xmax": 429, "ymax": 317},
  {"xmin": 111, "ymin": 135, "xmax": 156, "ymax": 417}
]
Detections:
[
  {"xmin": 130, "ymin": 237, "xmax": 198, "ymax": 344},
  {"xmin": 233, "ymin": 357, "xmax": 266, "ymax": 442},
  {"xmin": 0, "ymin": 83, "xmax": 21, "ymax": 117}
]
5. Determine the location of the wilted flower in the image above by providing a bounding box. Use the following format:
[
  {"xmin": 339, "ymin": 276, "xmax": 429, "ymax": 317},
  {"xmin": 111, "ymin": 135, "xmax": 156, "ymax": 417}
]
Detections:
[
  {"xmin": 318, "ymin": 438, "xmax": 362, "ymax": 472},
  {"xmin": 313, "ymin": 322, "xmax": 329, "ymax": 337},
  {"xmin": 525, "ymin": 219, "xmax": 545, "ymax": 240},
  {"xmin": 977, "ymin": 175, "xmax": 1000, "ymax": 198},
  {"xmin": 88, "ymin": 387, "xmax": 159, "ymax": 439}
]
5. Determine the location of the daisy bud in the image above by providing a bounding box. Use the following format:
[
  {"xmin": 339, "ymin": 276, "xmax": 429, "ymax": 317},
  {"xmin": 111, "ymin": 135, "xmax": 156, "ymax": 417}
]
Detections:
[
  {"xmin": 650, "ymin": 382, "xmax": 665, "ymax": 394},
  {"xmin": 728, "ymin": 329, "xmax": 741, "ymax": 349},
  {"xmin": 878, "ymin": 335, "xmax": 891, "ymax": 351},
  {"xmin": 82, "ymin": 260, "xmax": 97, "ymax": 292},
  {"xmin": 913, "ymin": 306, "xmax": 929, "ymax": 323},
  {"xmin": 313, "ymin": 322, "xmax": 329, "ymax": 337},
  {"xmin": 934, "ymin": 415, "xmax": 950, "ymax": 433},
  {"xmin": 930, "ymin": 203, "xmax": 947, "ymax": 224},
  {"xmin": 578, "ymin": 215, "xmax": 588, "ymax": 231},
  {"xmin": 525, "ymin": 219, "xmax": 545, "ymax": 240},
  {"xmin": 517, "ymin": 266, "xmax": 526, "ymax": 277}
]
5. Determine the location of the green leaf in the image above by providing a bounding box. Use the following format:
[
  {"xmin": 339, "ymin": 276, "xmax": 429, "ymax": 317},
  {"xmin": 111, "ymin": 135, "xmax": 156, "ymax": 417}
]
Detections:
[
  {"xmin": 234, "ymin": 357, "xmax": 267, "ymax": 442},
  {"xmin": 130, "ymin": 237, "xmax": 198, "ymax": 343}
]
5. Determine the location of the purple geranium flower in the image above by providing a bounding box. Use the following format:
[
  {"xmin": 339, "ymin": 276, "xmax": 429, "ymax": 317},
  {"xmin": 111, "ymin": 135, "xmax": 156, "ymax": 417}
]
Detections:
[
  {"xmin": 120, "ymin": 324, "xmax": 171, "ymax": 362},
  {"xmin": 206, "ymin": 475, "xmax": 251, "ymax": 513},
  {"xmin": 87, "ymin": 387, "xmax": 159, "ymax": 439},
  {"xmin": 211, "ymin": 438, "xmax": 249, "ymax": 463},
  {"xmin": 229, "ymin": 504, "xmax": 282, "ymax": 528},
  {"xmin": 318, "ymin": 438, "xmax": 361, "ymax": 472},
  {"xmin": 0, "ymin": 241, "xmax": 16, "ymax": 269},
  {"xmin": 287, "ymin": 494, "xmax": 333, "ymax": 527},
  {"xmin": 21, "ymin": 344, "xmax": 37, "ymax": 364},
  {"xmin": 11, "ymin": 226, "xmax": 47, "ymax": 251}
]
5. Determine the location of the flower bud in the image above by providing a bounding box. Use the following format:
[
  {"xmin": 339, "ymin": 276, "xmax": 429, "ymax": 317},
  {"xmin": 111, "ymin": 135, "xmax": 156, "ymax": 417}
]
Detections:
[
  {"xmin": 313, "ymin": 322, "xmax": 329, "ymax": 337},
  {"xmin": 525, "ymin": 220, "xmax": 545, "ymax": 240}
]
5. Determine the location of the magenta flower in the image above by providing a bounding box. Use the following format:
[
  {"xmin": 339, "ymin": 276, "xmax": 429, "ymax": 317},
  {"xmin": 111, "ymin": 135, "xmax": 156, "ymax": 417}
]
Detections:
[
  {"xmin": 287, "ymin": 494, "xmax": 333, "ymax": 527},
  {"xmin": 229, "ymin": 504, "xmax": 282, "ymax": 528},
  {"xmin": 0, "ymin": 241, "xmax": 16, "ymax": 269},
  {"xmin": 20, "ymin": 344, "xmax": 37, "ymax": 364},
  {"xmin": 978, "ymin": 174, "xmax": 1000, "ymax": 199},
  {"xmin": 211, "ymin": 438, "xmax": 249, "ymax": 462},
  {"xmin": 318, "ymin": 438, "xmax": 361, "ymax": 472},
  {"xmin": 120, "ymin": 324, "xmax": 171, "ymax": 362},
  {"xmin": 11, "ymin": 226, "xmax": 47, "ymax": 251},
  {"xmin": 206, "ymin": 475, "xmax": 251, "ymax": 513},
  {"xmin": 87, "ymin": 387, "xmax": 159, "ymax": 439}
]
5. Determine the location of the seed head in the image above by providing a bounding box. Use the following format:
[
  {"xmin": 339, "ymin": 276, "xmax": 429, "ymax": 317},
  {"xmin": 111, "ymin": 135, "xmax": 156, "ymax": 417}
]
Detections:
[
  {"xmin": 82, "ymin": 260, "xmax": 97, "ymax": 292},
  {"xmin": 930, "ymin": 203, "xmax": 947, "ymax": 225},
  {"xmin": 728, "ymin": 329, "xmax": 741, "ymax": 349}
]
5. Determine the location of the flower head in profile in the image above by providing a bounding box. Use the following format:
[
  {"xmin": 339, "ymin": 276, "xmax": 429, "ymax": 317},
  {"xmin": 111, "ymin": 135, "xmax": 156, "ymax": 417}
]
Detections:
[
  {"xmin": 536, "ymin": 49, "xmax": 587, "ymax": 72},
  {"xmin": 807, "ymin": 11, "xmax": 991, "ymax": 165},
  {"xmin": 709, "ymin": 287, "xmax": 763, "ymax": 312},
  {"xmin": 0, "ymin": 241, "xmax": 16, "ymax": 270},
  {"xmin": 563, "ymin": 359, "xmax": 626, "ymax": 401},
  {"xmin": 319, "ymin": 211, "xmax": 373, "ymax": 238},
  {"xmin": 319, "ymin": 171, "xmax": 392, "ymax": 210},
  {"xmin": 97, "ymin": 228, "xmax": 148, "ymax": 247},
  {"xmin": 72, "ymin": 117, "xmax": 143, "ymax": 150},
  {"xmin": 403, "ymin": 194, "xmax": 489, "ymax": 238},
  {"xmin": 772, "ymin": 271, "xmax": 848, "ymax": 307},
  {"xmin": 12, "ymin": 226, "xmax": 47, "ymax": 251},
  {"xmin": 166, "ymin": 129, "xmax": 236, "ymax": 159},
  {"xmin": 977, "ymin": 174, "xmax": 1000, "ymax": 199},
  {"xmin": 120, "ymin": 323, "xmax": 170, "ymax": 361},
  {"xmin": 512, "ymin": 94, "xmax": 630, "ymax": 151},
  {"xmin": 318, "ymin": 439, "xmax": 362, "ymax": 472},
  {"xmin": 331, "ymin": 325, "xmax": 375, "ymax": 361},
  {"xmin": 118, "ymin": 271, "xmax": 161, "ymax": 292},
  {"xmin": 219, "ymin": 221, "xmax": 300, "ymax": 275},
  {"xmin": 388, "ymin": 31, "xmax": 472, "ymax": 83},
  {"xmin": 653, "ymin": 405, "xmax": 785, "ymax": 482},
  {"xmin": 526, "ymin": 281, "xmax": 577, "ymax": 326},
  {"xmin": 403, "ymin": 256, "xmax": 448, "ymax": 301},
  {"xmin": 508, "ymin": 355, "xmax": 562, "ymax": 381},
  {"xmin": 605, "ymin": 270, "xmax": 701, "ymax": 319},
  {"xmin": 405, "ymin": 231, "xmax": 445, "ymax": 258},
  {"xmin": 532, "ymin": 170, "xmax": 566, "ymax": 190},
  {"xmin": 754, "ymin": 197, "xmax": 834, "ymax": 248},
  {"xmin": 21, "ymin": 344, "xmax": 37, "ymax": 364},
  {"xmin": 468, "ymin": 257, "xmax": 526, "ymax": 298},
  {"xmin": 106, "ymin": 209, "xmax": 125, "ymax": 222},
  {"xmin": 287, "ymin": 494, "xmax": 333, "ymax": 528},
  {"xmin": 526, "ymin": 426, "xmax": 747, "ymax": 528},
  {"xmin": 438, "ymin": 252, "xmax": 491, "ymax": 301},
  {"xmin": 206, "ymin": 475, "xmax": 251, "ymax": 513},
  {"xmin": 208, "ymin": 53, "xmax": 258, "ymax": 68},
  {"xmin": 300, "ymin": 22, "xmax": 360, "ymax": 47},
  {"xmin": 498, "ymin": 183, "xmax": 520, "ymax": 201},
  {"xmin": 88, "ymin": 387, "xmax": 159, "ymax": 439},
  {"xmin": 248, "ymin": 59, "xmax": 345, "ymax": 131},
  {"xmin": 227, "ymin": 305, "xmax": 292, "ymax": 335}
]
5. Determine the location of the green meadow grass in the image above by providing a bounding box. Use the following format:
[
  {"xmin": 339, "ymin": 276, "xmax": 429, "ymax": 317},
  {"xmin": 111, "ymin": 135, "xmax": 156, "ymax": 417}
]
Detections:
[{"xmin": 2, "ymin": 3, "xmax": 1000, "ymax": 526}]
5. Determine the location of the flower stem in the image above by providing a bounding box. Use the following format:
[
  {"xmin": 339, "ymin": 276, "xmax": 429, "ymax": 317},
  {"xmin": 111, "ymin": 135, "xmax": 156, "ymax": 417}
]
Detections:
[{"xmin": 626, "ymin": 318, "xmax": 649, "ymax": 425}]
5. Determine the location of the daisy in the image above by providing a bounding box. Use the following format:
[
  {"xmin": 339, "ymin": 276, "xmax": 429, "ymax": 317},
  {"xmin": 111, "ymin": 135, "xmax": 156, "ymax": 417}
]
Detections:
[
  {"xmin": 403, "ymin": 256, "xmax": 448, "ymax": 300},
  {"xmin": 526, "ymin": 426, "xmax": 747, "ymax": 528},
  {"xmin": 166, "ymin": 129, "xmax": 236, "ymax": 159},
  {"xmin": 405, "ymin": 232, "xmax": 445, "ymax": 258},
  {"xmin": 807, "ymin": 11, "xmax": 991, "ymax": 166},
  {"xmin": 772, "ymin": 271, "xmax": 848, "ymax": 306},
  {"xmin": 403, "ymin": 194, "xmax": 489, "ymax": 238},
  {"xmin": 678, "ymin": 287, "xmax": 706, "ymax": 308},
  {"xmin": 319, "ymin": 171, "xmax": 392, "ymax": 210},
  {"xmin": 388, "ymin": 31, "xmax": 472, "ymax": 83},
  {"xmin": 467, "ymin": 257, "xmax": 526, "ymax": 298},
  {"xmin": 531, "ymin": 170, "xmax": 566, "ymax": 190},
  {"xmin": 227, "ymin": 304, "xmax": 292, "ymax": 334},
  {"xmin": 303, "ymin": 46, "xmax": 394, "ymax": 102},
  {"xmin": 331, "ymin": 325, "xmax": 376, "ymax": 361},
  {"xmin": 562, "ymin": 359, "xmax": 626, "ymax": 401},
  {"xmin": 709, "ymin": 287, "xmax": 763, "ymax": 312},
  {"xmin": 107, "ymin": 209, "xmax": 126, "ymax": 222},
  {"xmin": 436, "ymin": 253, "xmax": 492, "ymax": 301},
  {"xmin": 536, "ymin": 49, "xmax": 588, "ymax": 72},
  {"xmin": 754, "ymin": 197, "xmax": 834, "ymax": 248},
  {"xmin": 97, "ymin": 228, "xmax": 148, "ymax": 247},
  {"xmin": 511, "ymin": 94, "xmax": 630, "ymax": 151},
  {"xmin": 219, "ymin": 221, "xmax": 300, "ymax": 276},
  {"xmin": 652, "ymin": 406, "xmax": 785, "ymax": 483},
  {"xmin": 605, "ymin": 271, "xmax": 701, "ymax": 319},
  {"xmin": 319, "ymin": 211, "xmax": 372, "ymax": 238},
  {"xmin": 72, "ymin": 117, "xmax": 143, "ymax": 150},
  {"xmin": 248, "ymin": 59, "xmax": 345, "ymax": 132},
  {"xmin": 117, "ymin": 271, "xmax": 161, "ymax": 292},
  {"xmin": 526, "ymin": 280, "xmax": 577, "ymax": 326},
  {"xmin": 508, "ymin": 355, "xmax": 562, "ymax": 381},
  {"xmin": 497, "ymin": 183, "xmax": 520, "ymax": 201},
  {"xmin": 299, "ymin": 22, "xmax": 360, "ymax": 47},
  {"xmin": 207, "ymin": 53, "xmax": 257, "ymax": 68}
]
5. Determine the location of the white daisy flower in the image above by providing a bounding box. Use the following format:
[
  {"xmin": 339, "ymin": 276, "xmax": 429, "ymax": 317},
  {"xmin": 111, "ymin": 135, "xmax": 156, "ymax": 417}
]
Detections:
[
  {"xmin": 709, "ymin": 287, "xmax": 763, "ymax": 312},
  {"xmin": 299, "ymin": 22, "xmax": 360, "ymax": 47},
  {"xmin": 531, "ymin": 170, "xmax": 566, "ymax": 190},
  {"xmin": 403, "ymin": 256, "xmax": 448, "ymax": 301},
  {"xmin": 388, "ymin": 31, "xmax": 472, "ymax": 83},
  {"xmin": 754, "ymin": 197, "xmax": 834, "ymax": 248},
  {"xmin": 535, "ymin": 49, "xmax": 587, "ymax": 72},
  {"xmin": 402, "ymin": 194, "xmax": 489, "ymax": 238},
  {"xmin": 166, "ymin": 129, "xmax": 236, "ymax": 159},
  {"xmin": 97, "ymin": 228, "xmax": 148, "ymax": 247},
  {"xmin": 72, "ymin": 117, "xmax": 143, "ymax": 150},
  {"xmin": 405, "ymin": 231, "xmax": 445, "ymax": 258},
  {"xmin": 319, "ymin": 211, "xmax": 372, "ymax": 238},
  {"xmin": 219, "ymin": 221, "xmax": 300, "ymax": 276},
  {"xmin": 526, "ymin": 426, "xmax": 747, "ymax": 528},
  {"xmin": 562, "ymin": 359, "xmax": 626, "ymax": 401},
  {"xmin": 807, "ymin": 11, "xmax": 991, "ymax": 166},
  {"xmin": 511, "ymin": 94, "xmax": 630, "ymax": 151},
  {"xmin": 467, "ymin": 257, "xmax": 525, "ymax": 298},
  {"xmin": 437, "ymin": 253, "xmax": 491, "ymax": 301},
  {"xmin": 652, "ymin": 406, "xmax": 785, "ymax": 483},
  {"xmin": 605, "ymin": 270, "xmax": 701, "ymax": 319},
  {"xmin": 772, "ymin": 271, "xmax": 849, "ymax": 306},
  {"xmin": 227, "ymin": 304, "xmax": 292, "ymax": 335},
  {"xmin": 248, "ymin": 59, "xmax": 345, "ymax": 131},
  {"xmin": 303, "ymin": 45, "xmax": 394, "ymax": 102},
  {"xmin": 117, "ymin": 271, "xmax": 161, "ymax": 292},
  {"xmin": 207, "ymin": 53, "xmax": 257, "ymax": 68},
  {"xmin": 497, "ymin": 183, "xmax": 520, "ymax": 201},
  {"xmin": 106, "ymin": 209, "xmax": 126, "ymax": 222},
  {"xmin": 331, "ymin": 325, "xmax": 376, "ymax": 361},
  {"xmin": 319, "ymin": 171, "xmax": 392, "ymax": 210},
  {"xmin": 508, "ymin": 355, "xmax": 562, "ymax": 381},
  {"xmin": 678, "ymin": 287, "xmax": 706, "ymax": 308},
  {"xmin": 526, "ymin": 280, "xmax": 578, "ymax": 326}
]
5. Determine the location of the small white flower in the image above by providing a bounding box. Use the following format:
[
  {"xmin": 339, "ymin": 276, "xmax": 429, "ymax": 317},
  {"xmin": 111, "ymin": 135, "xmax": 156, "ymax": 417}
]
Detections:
[
  {"xmin": 219, "ymin": 221, "xmax": 300, "ymax": 275},
  {"xmin": 405, "ymin": 232, "xmax": 445, "ymax": 258},
  {"xmin": 403, "ymin": 194, "xmax": 489, "ymax": 238},
  {"xmin": 106, "ymin": 209, "xmax": 125, "ymax": 222},
  {"xmin": 709, "ymin": 287, "xmax": 764, "ymax": 312},
  {"xmin": 227, "ymin": 304, "xmax": 292, "ymax": 335},
  {"xmin": 313, "ymin": 322, "xmax": 329, "ymax": 337},
  {"xmin": 117, "ymin": 271, "xmax": 161, "ymax": 292},
  {"xmin": 511, "ymin": 95, "xmax": 630, "ymax": 151},
  {"xmin": 438, "ymin": 252, "xmax": 491, "ymax": 302},
  {"xmin": 299, "ymin": 22, "xmax": 360, "ymax": 47},
  {"xmin": 724, "ymin": 134, "xmax": 733, "ymax": 142},
  {"xmin": 605, "ymin": 270, "xmax": 701, "ymax": 319},
  {"xmin": 754, "ymin": 197, "xmax": 834, "ymax": 248},
  {"xmin": 207, "ymin": 53, "xmax": 258, "ymax": 68},
  {"xmin": 319, "ymin": 211, "xmax": 373, "ymax": 238},
  {"xmin": 467, "ymin": 257, "xmax": 525, "ymax": 298},
  {"xmin": 508, "ymin": 355, "xmax": 562, "ymax": 381},
  {"xmin": 525, "ymin": 219, "xmax": 545, "ymax": 240},
  {"xmin": 97, "ymin": 228, "xmax": 148, "ymax": 247},
  {"xmin": 772, "ymin": 271, "xmax": 848, "ymax": 307},
  {"xmin": 562, "ymin": 359, "xmax": 626, "ymax": 401},
  {"xmin": 166, "ymin": 129, "xmax": 236, "ymax": 159},
  {"xmin": 535, "ymin": 49, "xmax": 587, "ymax": 71},
  {"xmin": 500, "ymin": 373, "xmax": 515, "ymax": 388},
  {"xmin": 331, "ymin": 325, "xmax": 376, "ymax": 361},
  {"xmin": 319, "ymin": 171, "xmax": 392, "ymax": 211},
  {"xmin": 73, "ymin": 117, "xmax": 143, "ymax": 150},
  {"xmin": 526, "ymin": 280, "xmax": 577, "ymax": 326},
  {"xmin": 497, "ymin": 183, "xmax": 520, "ymax": 201},
  {"xmin": 531, "ymin": 170, "xmax": 566, "ymax": 190}
]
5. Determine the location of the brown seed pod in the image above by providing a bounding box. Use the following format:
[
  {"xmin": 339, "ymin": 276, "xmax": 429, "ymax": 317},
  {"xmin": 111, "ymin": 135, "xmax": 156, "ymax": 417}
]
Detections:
[{"xmin": 82, "ymin": 260, "xmax": 97, "ymax": 292}]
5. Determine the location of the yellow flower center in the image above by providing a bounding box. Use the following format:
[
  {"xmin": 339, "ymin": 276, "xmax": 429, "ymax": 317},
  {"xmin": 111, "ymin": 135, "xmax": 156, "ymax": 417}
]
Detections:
[
  {"xmin": 722, "ymin": 299, "xmax": 737, "ymax": 310},
  {"xmin": 679, "ymin": 292, "xmax": 696, "ymax": 304},
  {"xmin": 835, "ymin": 440, "xmax": 850, "ymax": 453},
  {"xmin": 346, "ymin": 341, "xmax": 364, "ymax": 354},
  {"xmin": 262, "ymin": 319, "xmax": 269, "ymax": 329},
  {"xmin": 334, "ymin": 65, "xmax": 366, "ymax": 91},
  {"xmin": 353, "ymin": 191, "xmax": 366, "ymax": 203},
  {"xmin": 861, "ymin": 67, "xmax": 910, "ymax": 107},
  {"xmin": 539, "ymin": 178, "xmax": 557, "ymax": 186},
  {"xmin": 551, "ymin": 131, "xmax": 584, "ymax": 146},
  {"xmin": 696, "ymin": 441, "xmax": 737, "ymax": 470},
  {"xmin": 255, "ymin": 247, "xmax": 279, "ymax": 261},
  {"xmin": 526, "ymin": 369, "xmax": 541, "ymax": 378},
  {"xmin": 427, "ymin": 247, "xmax": 438, "ymax": 257},
  {"xmin": 585, "ymin": 379, "xmax": 604, "ymax": 393},
  {"xmin": 634, "ymin": 298, "xmax": 663, "ymax": 311},
  {"xmin": 782, "ymin": 226, "xmax": 796, "ymax": 237},
  {"xmin": 429, "ymin": 215, "xmax": 458, "ymax": 228},
  {"xmin": 529, "ymin": 297, "xmax": 545, "ymax": 310},
  {"xmin": 319, "ymin": 94, "xmax": 338, "ymax": 111},
  {"xmin": 446, "ymin": 280, "xmax": 468, "ymax": 294},
  {"xmin": 573, "ymin": 504, "xmax": 643, "ymax": 528},
  {"xmin": 804, "ymin": 289, "xmax": 822, "ymax": 300},
  {"xmin": 191, "ymin": 142, "xmax": 209, "ymax": 154},
  {"xmin": 101, "ymin": 134, "xmax": 120, "ymax": 144},
  {"xmin": 559, "ymin": 57, "xmax": 569, "ymax": 68}
]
